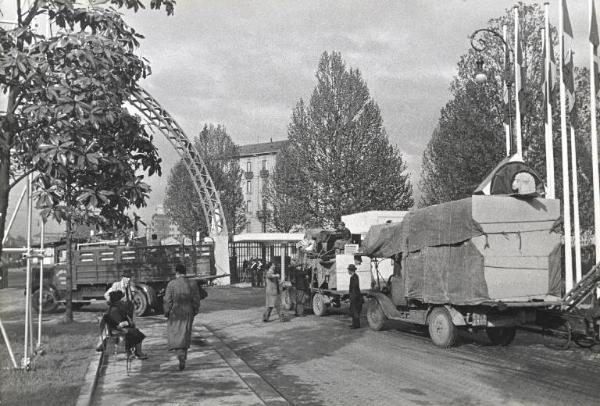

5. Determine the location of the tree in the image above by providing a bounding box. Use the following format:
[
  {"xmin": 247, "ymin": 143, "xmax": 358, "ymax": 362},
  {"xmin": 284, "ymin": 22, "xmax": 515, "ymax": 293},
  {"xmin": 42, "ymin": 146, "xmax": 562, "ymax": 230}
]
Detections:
[
  {"xmin": 268, "ymin": 51, "xmax": 413, "ymax": 230},
  {"xmin": 0, "ymin": 0, "xmax": 174, "ymax": 321},
  {"xmin": 164, "ymin": 124, "xmax": 245, "ymax": 238},
  {"xmin": 419, "ymin": 3, "xmax": 597, "ymax": 238}
]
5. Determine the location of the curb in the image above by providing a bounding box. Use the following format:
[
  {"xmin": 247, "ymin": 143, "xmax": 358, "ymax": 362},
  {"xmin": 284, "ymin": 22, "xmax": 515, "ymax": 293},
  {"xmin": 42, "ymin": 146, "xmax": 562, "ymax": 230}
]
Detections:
[{"xmin": 75, "ymin": 349, "xmax": 105, "ymax": 406}]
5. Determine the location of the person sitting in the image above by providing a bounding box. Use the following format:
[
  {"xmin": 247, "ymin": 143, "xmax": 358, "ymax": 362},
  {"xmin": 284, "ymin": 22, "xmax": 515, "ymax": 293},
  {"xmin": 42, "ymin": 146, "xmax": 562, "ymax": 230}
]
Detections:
[
  {"xmin": 104, "ymin": 269, "xmax": 135, "ymax": 319},
  {"xmin": 334, "ymin": 221, "xmax": 352, "ymax": 254},
  {"xmin": 104, "ymin": 290, "xmax": 148, "ymax": 359}
]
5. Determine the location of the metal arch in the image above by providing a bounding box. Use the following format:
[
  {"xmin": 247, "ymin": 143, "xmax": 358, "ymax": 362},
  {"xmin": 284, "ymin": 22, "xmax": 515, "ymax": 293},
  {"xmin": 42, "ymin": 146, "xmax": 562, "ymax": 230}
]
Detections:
[{"xmin": 128, "ymin": 86, "xmax": 228, "ymax": 237}]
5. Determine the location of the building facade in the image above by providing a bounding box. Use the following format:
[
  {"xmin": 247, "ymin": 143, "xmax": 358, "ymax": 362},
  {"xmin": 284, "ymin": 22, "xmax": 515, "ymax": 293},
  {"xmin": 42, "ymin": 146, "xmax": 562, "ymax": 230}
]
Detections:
[
  {"xmin": 148, "ymin": 204, "xmax": 182, "ymax": 243},
  {"xmin": 238, "ymin": 140, "xmax": 288, "ymax": 233}
]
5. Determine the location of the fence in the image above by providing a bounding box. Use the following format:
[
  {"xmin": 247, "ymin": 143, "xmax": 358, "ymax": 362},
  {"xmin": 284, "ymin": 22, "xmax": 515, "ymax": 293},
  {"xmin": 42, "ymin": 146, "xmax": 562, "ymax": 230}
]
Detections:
[{"xmin": 229, "ymin": 241, "xmax": 298, "ymax": 285}]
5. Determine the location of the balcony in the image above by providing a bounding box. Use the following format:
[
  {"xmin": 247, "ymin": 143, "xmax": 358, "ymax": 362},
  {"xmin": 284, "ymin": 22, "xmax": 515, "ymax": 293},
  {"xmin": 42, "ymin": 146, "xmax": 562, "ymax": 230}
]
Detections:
[
  {"xmin": 259, "ymin": 169, "xmax": 269, "ymax": 178},
  {"xmin": 244, "ymin": 171, "xmax": 254, "ymax": 180}
]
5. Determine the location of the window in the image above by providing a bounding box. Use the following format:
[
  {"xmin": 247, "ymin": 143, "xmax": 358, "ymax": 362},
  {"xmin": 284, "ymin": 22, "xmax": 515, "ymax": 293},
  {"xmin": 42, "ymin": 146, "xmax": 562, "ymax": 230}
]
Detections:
[
  {"xmin": 247, "ymin": 161, "xmax": 252, "ymax": 172},
  {"xmin": 262, "ymin": 160, "xmax": 267, "ymax": 170},
  {"xmin": 246, "ymin": 200, "xmax": 252, "ymax": 213},
  {"xmin": 246, "ymin": 180, "xmax": 252, "ymax": 194}
]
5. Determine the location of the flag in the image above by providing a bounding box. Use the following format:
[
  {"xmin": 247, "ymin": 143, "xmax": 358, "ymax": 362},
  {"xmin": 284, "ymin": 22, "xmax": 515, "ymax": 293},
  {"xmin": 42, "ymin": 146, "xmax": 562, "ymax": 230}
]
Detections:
[
  {"xmin": 542, "ymin": 27, "xmax": 557, "ymax": 112},
  {"xmin": 563, "ymin": 0, "xmax": 576, "ymax": 116},
  {"xmin": 515, "ymin": 30, "xmax": 527, "ymax": 115},
  {"xmin": 591, "ymin": 0, "xmax": 600, "ymax": 95}
]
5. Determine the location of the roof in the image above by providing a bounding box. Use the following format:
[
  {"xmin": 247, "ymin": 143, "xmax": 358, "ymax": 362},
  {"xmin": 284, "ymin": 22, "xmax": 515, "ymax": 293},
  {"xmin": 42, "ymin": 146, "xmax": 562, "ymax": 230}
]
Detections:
[{"xmin": 237, "ymin": 140, "xmax": 289, "ymax": 157}]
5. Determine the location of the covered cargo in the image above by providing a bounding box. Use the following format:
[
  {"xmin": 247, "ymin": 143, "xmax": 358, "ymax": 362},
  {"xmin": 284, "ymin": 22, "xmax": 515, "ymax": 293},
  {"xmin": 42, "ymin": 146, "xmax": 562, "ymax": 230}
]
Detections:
[{"xmin": 361, "ymin": 195, "xmax": 562, "ymax": 305}]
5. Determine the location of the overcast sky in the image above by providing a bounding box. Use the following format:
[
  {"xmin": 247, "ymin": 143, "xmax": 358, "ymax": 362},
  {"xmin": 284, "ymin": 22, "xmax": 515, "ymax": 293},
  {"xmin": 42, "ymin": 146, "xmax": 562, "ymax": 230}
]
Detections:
[{"xmin": 4, "ymin": 0, "xmax": 595, "ymax": 238}]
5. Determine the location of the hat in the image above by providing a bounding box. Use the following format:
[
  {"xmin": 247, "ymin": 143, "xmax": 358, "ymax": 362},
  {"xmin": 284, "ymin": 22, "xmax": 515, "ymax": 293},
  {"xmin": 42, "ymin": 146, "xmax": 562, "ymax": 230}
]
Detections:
[
  {"xmin": 175, "ymin": 263, "xmax": 186, "ymax": 274},
  {"xmin": 122, "ymin": 269, "xmax": 132, "ymax": 278},
  {"xmin": 347, "ymin": 264, "xmax": 357, "ymax": 272},
  {"xmin": 108, "ymin": 290, "xmax": 125, "ymax": 303}
]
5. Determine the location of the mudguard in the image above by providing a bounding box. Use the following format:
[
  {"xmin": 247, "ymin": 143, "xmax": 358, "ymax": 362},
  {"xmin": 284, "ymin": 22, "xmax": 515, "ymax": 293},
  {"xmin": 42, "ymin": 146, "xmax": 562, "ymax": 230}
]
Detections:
[
  {"xmin": 369, "ymin": 291, "xmax": 402, "ymax": 319},
  {"xmin": 442, "ymin": 305, "xmax": 467, "ymax": 326}
]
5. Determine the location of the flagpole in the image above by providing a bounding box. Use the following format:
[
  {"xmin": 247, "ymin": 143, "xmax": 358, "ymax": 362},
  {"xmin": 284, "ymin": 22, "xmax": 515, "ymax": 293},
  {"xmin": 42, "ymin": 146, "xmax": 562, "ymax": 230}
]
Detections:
[
  {"xmin": 559, "ymin": 0, "xmax": 574, "ymax": 293},
  {"xmin": 503, "ymin": 24, "xmax": 511, "ymax": 156},
  {"xmin": 570, "ymin": 125, "xmax": 582, "ymax": 282},
  {"xmin": 544, "ymin": 2, "xmax": 556, "ymax": 199},
  {"xmin": 590, "ymin": 0, "xmax": 600, "ymax": 268},
  {"xmin": 514, "ymin": 6, "xmax": 523, "ymax": 157}
]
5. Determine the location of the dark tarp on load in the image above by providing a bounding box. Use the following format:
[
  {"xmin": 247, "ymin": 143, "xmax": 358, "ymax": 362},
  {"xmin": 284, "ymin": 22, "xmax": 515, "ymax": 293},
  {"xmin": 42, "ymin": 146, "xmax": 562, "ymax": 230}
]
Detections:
[
  {"xmin": 361, "ymin": 198, "xmax": 489, "ymax": 305},
  {"xmin": 361, "ymin": 198, "xmax": 484, "ymax": 257}
]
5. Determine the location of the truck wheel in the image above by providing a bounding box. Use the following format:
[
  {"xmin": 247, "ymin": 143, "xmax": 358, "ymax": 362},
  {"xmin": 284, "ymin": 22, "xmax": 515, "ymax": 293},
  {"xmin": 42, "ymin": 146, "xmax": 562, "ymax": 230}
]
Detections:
[
  {"xmin": 486, "ymin": 327, "xmax": 516, "ymax": 346},
  {"xmin": 366, "ymin": 299, "xmax": 386, "ymax": 331},
  {"xmin": 32, "ymin": 287, "xmax": 60, "ymax": 313},
  {"xmin": 312, "ymin": 293, "xmax": 327, "ymax": 317},
  {"xmin": 428, "ymin": 307, "xmax": 458, "ymax": 348},
  {"xmin": 132, "ymin": 290, "xmax": 149, "ymax": 317}
]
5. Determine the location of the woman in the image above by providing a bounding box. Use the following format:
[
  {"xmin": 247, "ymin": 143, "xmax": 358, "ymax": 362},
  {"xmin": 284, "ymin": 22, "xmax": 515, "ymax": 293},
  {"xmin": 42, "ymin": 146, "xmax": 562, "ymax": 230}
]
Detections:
[
  {"xmin": 263, "ymin": 262, "xmax": 287, "ymax": 322},
  {"xmin": 105, "ymin": 290, "xmax": 147, "ymax": 358}
]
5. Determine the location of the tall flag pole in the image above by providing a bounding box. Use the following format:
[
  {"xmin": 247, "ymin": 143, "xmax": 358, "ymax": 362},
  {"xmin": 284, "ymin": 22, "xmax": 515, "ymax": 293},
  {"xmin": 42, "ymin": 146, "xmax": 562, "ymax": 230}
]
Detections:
[
  {"xmin": 514, "ymin": 6, "xmax": 524, "ymax": 157},
  {"xmin": 544, "ymin": 2, "xmax": 556, "ymax": 199},
  {"xmin": 589, "ymin": 0, "xmax": 600, "ymax": 268},
  {"xmin": 503, "ymin": 24, "xmax": 511, "ymax": 156},
  {"xmin": 571, "ymin": 122, "xmax": 583, "ymax": 282},
  {"xmin": 560, "ymin": 0, "xmax": 574, "ymax": 292}
]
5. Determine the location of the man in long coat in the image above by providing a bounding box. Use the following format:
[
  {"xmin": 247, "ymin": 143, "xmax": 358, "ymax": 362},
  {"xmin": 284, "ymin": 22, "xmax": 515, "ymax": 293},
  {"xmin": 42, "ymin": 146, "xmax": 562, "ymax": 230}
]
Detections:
[
  {"xmin": 263, "ymin": 262, "xmax": 286, "ymax": 322},
  {"xmin": 348, "ymin": 264, "xmax": 363, "ymax": 329},
  {"xmin": 164, "ymin": 263, "xmax": 201, "ymax": 371}
]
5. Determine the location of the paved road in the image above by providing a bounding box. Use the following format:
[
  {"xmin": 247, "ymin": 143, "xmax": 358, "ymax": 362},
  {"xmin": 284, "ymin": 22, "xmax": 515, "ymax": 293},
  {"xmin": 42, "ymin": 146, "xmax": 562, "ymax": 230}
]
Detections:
[{"xmin": 200, "ymin": 287, "xmax": 600, "ymax": 406}]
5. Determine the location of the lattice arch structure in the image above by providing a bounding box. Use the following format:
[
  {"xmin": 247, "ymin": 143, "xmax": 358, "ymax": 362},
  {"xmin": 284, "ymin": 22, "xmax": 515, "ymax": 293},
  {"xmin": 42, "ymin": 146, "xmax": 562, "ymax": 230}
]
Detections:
[{"xmin": 128, "ymin": 86, "xmax": 228, "ymax": 237}]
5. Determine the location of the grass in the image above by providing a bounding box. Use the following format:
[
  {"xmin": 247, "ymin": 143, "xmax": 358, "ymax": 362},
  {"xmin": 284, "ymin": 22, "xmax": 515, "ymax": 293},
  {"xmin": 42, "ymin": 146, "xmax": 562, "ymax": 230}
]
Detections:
[{"xmin": 0, "ymin": 320, "xmax": 98, "ymax": 406}]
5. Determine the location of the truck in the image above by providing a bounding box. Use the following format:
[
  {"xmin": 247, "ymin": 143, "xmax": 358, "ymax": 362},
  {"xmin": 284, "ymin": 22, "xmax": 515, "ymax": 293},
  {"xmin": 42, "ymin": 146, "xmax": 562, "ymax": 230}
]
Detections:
[
  {"xmin": 361, "ymin": 193, "xmax": 565, "ymax": 348},
  {"xmin": 32, "ymin": 241, "xmax": 218, "ymax": 316}
]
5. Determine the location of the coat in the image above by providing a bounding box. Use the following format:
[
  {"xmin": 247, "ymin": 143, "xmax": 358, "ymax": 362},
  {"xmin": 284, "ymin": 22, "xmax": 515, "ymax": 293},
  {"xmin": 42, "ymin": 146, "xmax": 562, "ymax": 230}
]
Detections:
[
  {"xmin": 164, "ymin": 276, "xmax": 201, "ymax": 350},
  {"xmin": 106, "ymin": 302, "xmax": 145, "ymax": 349},
  {"xmin": 349, "ymin": 272, "xmax": 363, "ymax": 313},
  {"xmin": 265, "ymin": 267, "xmax": 281, "ymax": 307}
]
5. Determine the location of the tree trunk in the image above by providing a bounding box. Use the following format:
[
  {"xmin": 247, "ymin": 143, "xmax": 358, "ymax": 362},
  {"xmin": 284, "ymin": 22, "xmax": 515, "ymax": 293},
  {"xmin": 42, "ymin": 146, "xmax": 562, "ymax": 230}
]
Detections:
[
  {"xmin": 0, "ymin": 88, "xmax": 18, "ymax": 259},
  {"xmin": 64, "ymin": 214, "xmax": 73, "ymax": 323}
]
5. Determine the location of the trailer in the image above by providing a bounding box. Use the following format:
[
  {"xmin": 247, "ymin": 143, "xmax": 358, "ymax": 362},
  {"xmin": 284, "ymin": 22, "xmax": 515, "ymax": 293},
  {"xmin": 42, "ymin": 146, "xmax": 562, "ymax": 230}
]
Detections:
[
  {"xmin": 361, "ymin": 194, "xmax": 564, "ymax": 348},
  {"xmin": 31, "ymin": 241, "xmax": 219, "ymax": 316}
]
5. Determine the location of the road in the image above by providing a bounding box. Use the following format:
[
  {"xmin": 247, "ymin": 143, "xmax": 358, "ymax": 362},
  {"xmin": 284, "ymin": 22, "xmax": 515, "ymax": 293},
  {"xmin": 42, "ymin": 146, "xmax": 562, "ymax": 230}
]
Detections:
[{"xmin": 200, "ymin": 287, "xmax": 600, "ymax": 406}]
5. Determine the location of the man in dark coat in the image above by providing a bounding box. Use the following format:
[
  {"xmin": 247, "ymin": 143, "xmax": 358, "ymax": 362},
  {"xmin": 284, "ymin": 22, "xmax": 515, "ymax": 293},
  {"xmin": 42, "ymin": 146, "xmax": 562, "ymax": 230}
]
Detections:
[
  {"xmin": 164, "ymin": 263, "xmax": 201, "ymax": 371},
  {"xmin": 103, "ymin": 290, "xmax": 147, "ymax": 358},
  {"xmin": 348, "ymin": 264, "xmax": 363, "ymax": 329}
]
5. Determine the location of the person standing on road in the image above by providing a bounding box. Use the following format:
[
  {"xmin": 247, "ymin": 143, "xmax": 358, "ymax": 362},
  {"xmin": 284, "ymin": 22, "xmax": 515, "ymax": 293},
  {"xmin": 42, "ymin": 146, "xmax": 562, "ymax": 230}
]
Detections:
[
  {"xmin": 263, "ymin": 262, "xmax": 287, "ymax": 322},
  {"xmin": 164, "ymin": 263, "xmax": 201, "ymax": 371},
  {"xmin": 104, "ymin": 269, "xmax": 135, "ymax": 318},
  {"xmin": 348, "ymin": 264, "xmax": 363, "ymax": 329}
]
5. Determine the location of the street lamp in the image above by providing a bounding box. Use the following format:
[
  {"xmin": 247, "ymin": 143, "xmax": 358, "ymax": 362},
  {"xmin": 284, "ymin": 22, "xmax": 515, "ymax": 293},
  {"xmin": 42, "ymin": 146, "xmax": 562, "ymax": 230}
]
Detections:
[{"xmin": 470, "ymin": 28, "xmax": 514, "ymax": 155}]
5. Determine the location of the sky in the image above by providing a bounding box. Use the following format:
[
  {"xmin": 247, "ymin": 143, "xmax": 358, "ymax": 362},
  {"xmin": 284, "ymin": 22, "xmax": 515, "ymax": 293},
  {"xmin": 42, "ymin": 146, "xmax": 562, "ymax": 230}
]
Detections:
[{"xmin": 3, "ymin": 0, "xmax": 596, "ymax": 239}]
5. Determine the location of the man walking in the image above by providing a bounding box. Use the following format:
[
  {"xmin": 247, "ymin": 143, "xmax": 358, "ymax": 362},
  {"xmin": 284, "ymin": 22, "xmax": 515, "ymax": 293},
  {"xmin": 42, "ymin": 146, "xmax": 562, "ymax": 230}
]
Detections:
[
  {"xmin": 263, "ymin": 262, "xmax": 287, "ymax": 322},
  {"xmin": 348, "ymin": 264, "xmax": 363, "ymax": 329},
  {"xmin": 164, "ymin": 264, "xmax": 201, "ymax": 371}
]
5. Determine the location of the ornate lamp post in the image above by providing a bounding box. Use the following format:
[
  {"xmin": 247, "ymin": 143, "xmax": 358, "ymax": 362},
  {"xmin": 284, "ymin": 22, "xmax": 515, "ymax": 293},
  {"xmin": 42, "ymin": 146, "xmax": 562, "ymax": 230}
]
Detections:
[{"xmin": 470, "ymin": 28, "xmax": 515, "ymax": 156}]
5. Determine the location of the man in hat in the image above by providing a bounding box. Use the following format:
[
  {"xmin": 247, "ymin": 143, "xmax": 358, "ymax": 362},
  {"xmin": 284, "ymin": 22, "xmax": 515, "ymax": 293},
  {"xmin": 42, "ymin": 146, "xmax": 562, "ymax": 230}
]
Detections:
[
  {"xmin": 348, "ymin": 264, "xmax": 363, "ymax": 329},
  {"xmin": 104, "ymin": 269, "xmax": 135, "ymax": 318},
  {"xmin": 164, "ymin": 263, "xmax": 201, "ymax": 371}
]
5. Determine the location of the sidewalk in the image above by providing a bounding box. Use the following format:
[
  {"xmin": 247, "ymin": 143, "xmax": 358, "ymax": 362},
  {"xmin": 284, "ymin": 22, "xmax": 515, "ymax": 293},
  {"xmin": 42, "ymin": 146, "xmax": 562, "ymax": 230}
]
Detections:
[{"xmin": 85, "ymin": 315, "xmax": 289, "ymax": 406}]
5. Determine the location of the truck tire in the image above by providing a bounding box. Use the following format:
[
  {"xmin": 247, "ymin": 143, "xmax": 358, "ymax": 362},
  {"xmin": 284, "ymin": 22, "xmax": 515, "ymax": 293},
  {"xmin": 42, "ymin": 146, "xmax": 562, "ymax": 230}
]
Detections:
[
  {"xmin": 486, "ymin": 327, "xmax": 516, "ymax": 346},
  {"xmin": 428, "ymin": 307, "xmax": 458, "ymax": 348},
  {"xmin": 312, "ymin": 293, "xmax": 327, "ymax": 317},
  {"xmin": 32, "ymin": 287, "xmax": 60, "ymax": 313},
  {"xmin": 132, "ymin": 290, "xmax": 149, "ymax": 317},
  {"xmin": 366, "ymin": 299, "xmax": 386, "ymax": 331}
]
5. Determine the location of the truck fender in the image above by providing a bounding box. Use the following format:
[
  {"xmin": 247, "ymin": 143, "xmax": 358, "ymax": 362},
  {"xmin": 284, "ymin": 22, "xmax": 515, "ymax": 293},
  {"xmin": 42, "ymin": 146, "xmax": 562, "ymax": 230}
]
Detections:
[
  {"xmin": 441, "ymin": 305, "xmax": 467, "ymax": 326},
  {"xmin": 368, "ymin": 292, "xmax": 400, "ymax": 319},
  {"xmin": 135, "ymin": 284, "xmax": 157, "ymax": 308}
]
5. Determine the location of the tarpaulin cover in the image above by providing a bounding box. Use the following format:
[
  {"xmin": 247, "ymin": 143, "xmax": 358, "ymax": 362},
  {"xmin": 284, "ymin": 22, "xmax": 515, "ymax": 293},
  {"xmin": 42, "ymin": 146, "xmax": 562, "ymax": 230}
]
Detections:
[{"xmin": 361, "ymin": 198, "xmax": 484, "ymax": 257}]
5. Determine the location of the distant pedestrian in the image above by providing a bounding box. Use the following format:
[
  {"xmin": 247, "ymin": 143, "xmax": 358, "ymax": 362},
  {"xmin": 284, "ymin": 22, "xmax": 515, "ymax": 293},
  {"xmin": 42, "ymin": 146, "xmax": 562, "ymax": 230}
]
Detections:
[
  {"xmin": 348, "ymin": 264, "xmax": 363, "ymax": 329},
  {"xmin": 104, "ymin": 269, "xmax": 135, "ymax": 318},
  {"xmin": 263, "ymin": 262, "xmax": 287, "ymax": 322},
  {"xmin": 164, "ymin": 263, "xmax": 201, "ymax": 371}
]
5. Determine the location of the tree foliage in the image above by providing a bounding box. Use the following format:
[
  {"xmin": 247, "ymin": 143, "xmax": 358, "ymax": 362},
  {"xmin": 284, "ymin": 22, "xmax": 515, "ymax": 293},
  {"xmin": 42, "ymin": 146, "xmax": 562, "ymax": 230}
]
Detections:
[
  {"xmin": 164, "ymin": 124, "xmax": 245, "ymax": 238},
  {"xmin": 0, "ymin": 0, "xmax": 174, "ymax": 321},
  {"xmin": 267, "ymin": 51, "xmax": 413, "ymax": 230},
  {"xmin": 420, "ymin": 2, "xmax": 597, "ymax": 234}
]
